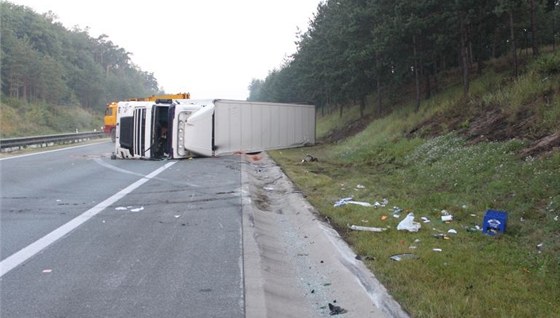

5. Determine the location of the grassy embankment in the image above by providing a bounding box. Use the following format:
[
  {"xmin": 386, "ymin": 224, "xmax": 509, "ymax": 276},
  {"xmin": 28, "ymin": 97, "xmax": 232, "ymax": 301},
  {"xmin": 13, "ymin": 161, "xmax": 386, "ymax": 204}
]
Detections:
[
  {"xmin": 0, "ymin": 96, "xmax": 103, "ymax": 138},
  {"xmin": 269, "ymin": 53, "xmax": 560, "ymax": 317}
]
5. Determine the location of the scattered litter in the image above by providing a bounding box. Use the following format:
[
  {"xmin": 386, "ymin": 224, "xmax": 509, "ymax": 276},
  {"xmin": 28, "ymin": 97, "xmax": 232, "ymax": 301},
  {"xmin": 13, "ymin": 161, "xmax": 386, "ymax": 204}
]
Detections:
[
  {"xmin": 482, "ymin": 210, "xmax": 508, "ymax": 235},
  {"xmin": 174, "ymin": 215, "xmax": 181, "ymax": 218},
  {"xmin": 355, "ymin": 255, "xmax": 375, "ymax": 261},
  {"xmin": 264, "ymin": 186, "xmax": 274, "ymax": 191},
  {"xmin": 334, "ymin": 197, "xmax": 373, "ymax": 207},
  {"xmin": 356, "ymin": 184, "xmax": 365, "ymax": 189},
  {"xmin": 361, "ymin": 219, "xmax": 369, "ymax": 223},
  {"xmin": 301, "ymin": 154, "xmax": 318, "ymax": 163},
  {"xmin": 433, "ymin": 248, "xmax": 443, "ymax": 252},
  {"xmin": 392, "ymin": 206, "xmax": 403, "ymax": 218},
  {"xmin": 130, "ymin": 206, "xmax": 144, "ymax": 213},
  {"xmin": 42, "ymin": 269, "xmax": 53, "ymax": 273},
  {"xmin": 448, "ymin": 229, "xmax": 458, "ymax": 234},
  {"xmin": 381, "ymin": 215, "xmax": 388, "ymax": 221},
  {"xmin": 441, "ymin": 210, "xmax": 453, "ymax": 222},
  {"xmin": 466, "ymin": 225, "xmax": 481, "ymax": 232},
  {"xmin": 462, "ymin": 205, "xmax": 468, "ymax": 209},
  {"xmin": 397, "ymin": 212, "xmax": 421, "ymax": 232},
  {"xmin": 115, "ymin": 207, "xmax": 128, "ymax": 211},
  {"xmin": 433, "ymin": 233, "xmax": 450, "ymax": 240},
  {"xmin": 56, "ymin": 199, "xmax": 62, "ymax": 202},
  {"xmin": 348, "ymin": 224, "xmax": 387, "ymax": 232},
  {"xmin": 390, "ymin": 253, "xmax": 418, "ymax": 261},
  {"xmin": 373, "ymin": 198, "xmax": 389, "ymax": 207},
  {"xmin": 470, "ymin": 214, "xmax": 477, "ymax": 217},
  {"xmin": 554, "ymin": 215, "xmax": 558, "ymax": 221},
  {"xmin": 421, "ymin": 216, "xmax": 431, "ymax": 223},
  {"xmin": 328, "ymin": 302, "xmax": 347, "ymax": 315},
  {"xmin": 536, "ymin": 242, "xmax": 543, "ymax": 253}
]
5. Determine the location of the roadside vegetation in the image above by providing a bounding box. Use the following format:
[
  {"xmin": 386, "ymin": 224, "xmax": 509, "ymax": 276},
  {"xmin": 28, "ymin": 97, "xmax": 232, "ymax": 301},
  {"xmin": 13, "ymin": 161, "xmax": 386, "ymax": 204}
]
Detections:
[
  {"xmin": 269, "ymin": 52, "xmax": 560, "ymax": 317},
  {"xmin": 0, "ymin": 97, "xmax": 102, "ymax": 138}
]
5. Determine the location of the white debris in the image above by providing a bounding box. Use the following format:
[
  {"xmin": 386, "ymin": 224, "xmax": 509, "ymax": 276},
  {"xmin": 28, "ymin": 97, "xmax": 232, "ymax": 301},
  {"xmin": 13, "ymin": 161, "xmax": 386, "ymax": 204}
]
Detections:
[
  {"xmin": 115, "ymin": 207, "xmax": 128, "ymax": 211},
  {"xmin": 397, "ymin": 213, "xmax": 421, "ymax": 232},
  {"xmin": 130, "ymin": 206, "xmax": 144, "ymax": 212},
  {"xmin": 334, "ymin": 197, "xmax": 373, "ymax": 207},
  {"xmin": 348, "ymin": 224, "xmax": 387, "ymax": 232}
]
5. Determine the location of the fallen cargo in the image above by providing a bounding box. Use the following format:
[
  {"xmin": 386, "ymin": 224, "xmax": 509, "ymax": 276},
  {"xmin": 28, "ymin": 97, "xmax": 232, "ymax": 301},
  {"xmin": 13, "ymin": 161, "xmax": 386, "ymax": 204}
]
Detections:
[{"xmin": 114, "ymin": 99, "xmax": 315, "ymax": 159}]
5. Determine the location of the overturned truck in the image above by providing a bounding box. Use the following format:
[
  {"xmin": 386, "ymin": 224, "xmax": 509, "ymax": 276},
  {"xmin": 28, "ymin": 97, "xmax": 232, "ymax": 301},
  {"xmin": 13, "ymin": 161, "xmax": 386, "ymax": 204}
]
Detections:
[{"xmin": 114, "ymin": 99, "xmax": 316, "ymax": 159}]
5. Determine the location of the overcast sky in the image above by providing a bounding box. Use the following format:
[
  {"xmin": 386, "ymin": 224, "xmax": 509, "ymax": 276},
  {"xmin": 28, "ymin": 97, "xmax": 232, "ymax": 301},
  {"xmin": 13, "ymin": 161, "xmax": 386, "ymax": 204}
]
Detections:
[{"xmin": 8, "ymin": 0, "xmax": 321, "ymax": 100}]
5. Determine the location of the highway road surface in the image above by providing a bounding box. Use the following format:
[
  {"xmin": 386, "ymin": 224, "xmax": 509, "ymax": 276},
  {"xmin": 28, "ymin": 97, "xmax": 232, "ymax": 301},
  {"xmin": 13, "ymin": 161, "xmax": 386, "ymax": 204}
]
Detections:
[{"xmin": 0, "ymin": 141, "xmax": 407, "ymax": 318}]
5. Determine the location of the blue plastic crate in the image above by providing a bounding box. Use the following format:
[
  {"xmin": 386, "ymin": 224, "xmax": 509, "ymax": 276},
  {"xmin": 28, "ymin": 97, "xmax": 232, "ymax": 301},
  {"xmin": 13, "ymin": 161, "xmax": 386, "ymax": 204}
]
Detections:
[{"xmin": 483, "ymin": 210, "xmax": 508, "ymax": 235}]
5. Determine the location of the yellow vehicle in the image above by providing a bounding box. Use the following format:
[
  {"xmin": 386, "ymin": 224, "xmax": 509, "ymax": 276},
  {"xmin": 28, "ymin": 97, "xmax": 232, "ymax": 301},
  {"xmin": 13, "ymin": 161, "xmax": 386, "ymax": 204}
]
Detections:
[{"xmin": 103, "ymin": 93, "xmax": 190, "ymax": 142}]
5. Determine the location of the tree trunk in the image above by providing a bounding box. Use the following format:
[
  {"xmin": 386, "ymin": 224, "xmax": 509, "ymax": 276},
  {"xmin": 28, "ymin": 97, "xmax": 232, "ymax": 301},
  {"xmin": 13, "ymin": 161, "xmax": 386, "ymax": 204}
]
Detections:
[
  {"xmin": 509, "ymin": 10, "xmax": 519, "ymax": 77},
  {"xmin": 530, "ymin": 0, "xmax": 539, "ymax": 56},
  {"xmin": 359, "ymin": 95, "xmax": 366, "ymax": 118},
  {"xmin": 374, "ymin": 53, "xmax": 382, "ymax": 115},
  {"xmin": 460, "ymin": 17, "xmax": 470, "ymax": 97},
  {"xmin": 376, "ymin": 79, "xmax": 382, "ymax": 115},
  {"xmin": 425, "ymin": 67, "xmax": 431, "ymax": 100},
  {"xmin": 413, "ymin": 35, "xmax": 421, "ymax": 111}
]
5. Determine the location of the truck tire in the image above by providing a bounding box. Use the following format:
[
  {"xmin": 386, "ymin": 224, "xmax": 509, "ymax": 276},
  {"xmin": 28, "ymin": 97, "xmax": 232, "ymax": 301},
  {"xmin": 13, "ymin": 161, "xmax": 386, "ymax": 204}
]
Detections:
[{"xmin": 111, "ymin": 128, "xmax": 116, "ymax": 143}]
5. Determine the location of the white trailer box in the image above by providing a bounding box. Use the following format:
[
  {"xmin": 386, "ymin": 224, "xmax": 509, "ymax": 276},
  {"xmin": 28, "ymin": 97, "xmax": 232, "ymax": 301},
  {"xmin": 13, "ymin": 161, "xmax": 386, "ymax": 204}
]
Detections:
[{"xmin": 114, "ymin": 99, "xmax": 315, "ymax": 159}]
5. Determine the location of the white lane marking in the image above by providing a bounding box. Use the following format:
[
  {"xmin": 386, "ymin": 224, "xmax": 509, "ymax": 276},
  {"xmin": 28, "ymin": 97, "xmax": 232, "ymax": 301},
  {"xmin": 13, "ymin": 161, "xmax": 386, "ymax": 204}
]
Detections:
[
  {"xmin": 93, "ymin": 158, "xmax": 200, "ymax": 188},
  {"xmin": 0, "ymin": 141, "xmax": 110, "ymax": 161},
  {"xmin": 0, "ymin": 161, "xmax": 177, "ymax": 278}
]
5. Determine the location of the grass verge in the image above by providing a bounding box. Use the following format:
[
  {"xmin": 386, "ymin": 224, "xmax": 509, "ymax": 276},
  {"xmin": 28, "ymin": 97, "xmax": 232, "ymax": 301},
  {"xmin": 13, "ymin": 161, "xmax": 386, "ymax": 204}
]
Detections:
[{"xmin": 268, "ymin": 53, "xmax": 560, "ymax": 317}]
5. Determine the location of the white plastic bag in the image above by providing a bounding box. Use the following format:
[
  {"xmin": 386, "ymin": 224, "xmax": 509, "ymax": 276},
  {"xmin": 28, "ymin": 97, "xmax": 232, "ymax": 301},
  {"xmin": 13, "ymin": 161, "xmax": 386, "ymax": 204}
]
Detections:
[{"xmin": 397, "ymin": 212, "xmax": 421, "ymax": 232}]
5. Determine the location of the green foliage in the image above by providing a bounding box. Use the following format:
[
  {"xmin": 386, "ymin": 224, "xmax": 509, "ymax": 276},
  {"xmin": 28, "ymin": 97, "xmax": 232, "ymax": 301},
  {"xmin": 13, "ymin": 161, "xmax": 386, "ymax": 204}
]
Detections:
[
  {"xmin": 1, "ymin": 97, "xmax": 102, "ymax": 137},
  {"xmin": 0, "ymin": 1, "xmax": 159, "ymax": 111},
  {"xmin": 534, "ymin": 52, "xmax": 560, "ymax": 76},
  {"xmin": 249, "ymin": 0, "xmax": 558, "ymax": 118}
]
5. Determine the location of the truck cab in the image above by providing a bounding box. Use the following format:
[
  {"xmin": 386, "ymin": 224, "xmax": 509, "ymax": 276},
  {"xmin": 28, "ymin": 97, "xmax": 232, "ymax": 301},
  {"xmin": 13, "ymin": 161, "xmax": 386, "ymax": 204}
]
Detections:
[{"xmin": 114, "ymin": 100, "xmax": 205, "ymax": 159}]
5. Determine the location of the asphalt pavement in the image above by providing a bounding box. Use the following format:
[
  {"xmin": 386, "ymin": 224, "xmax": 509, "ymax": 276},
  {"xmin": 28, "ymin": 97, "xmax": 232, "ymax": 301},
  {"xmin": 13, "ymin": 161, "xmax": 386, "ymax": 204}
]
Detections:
[
  {"xmin": 0, "ymin": 142, "xmax": 407, "ymax": 318},
  {"xmin": 1, "ymin": 142, "xmax": 244, "ymax": 317}
]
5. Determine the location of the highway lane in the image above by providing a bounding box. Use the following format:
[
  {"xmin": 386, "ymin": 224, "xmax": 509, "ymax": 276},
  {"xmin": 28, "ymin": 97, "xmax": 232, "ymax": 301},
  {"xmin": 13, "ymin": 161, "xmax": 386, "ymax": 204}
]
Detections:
[{"xmin": 0, "ymin": 142, "xmax": 244, "ymax": 317}]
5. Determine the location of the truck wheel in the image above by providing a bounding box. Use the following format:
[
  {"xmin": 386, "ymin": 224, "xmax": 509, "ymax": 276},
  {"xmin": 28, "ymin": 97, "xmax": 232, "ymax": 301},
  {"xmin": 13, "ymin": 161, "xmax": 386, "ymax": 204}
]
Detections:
[{"xmin": 110, "ymin": 128, "xmax": 116, "ymax": 143}]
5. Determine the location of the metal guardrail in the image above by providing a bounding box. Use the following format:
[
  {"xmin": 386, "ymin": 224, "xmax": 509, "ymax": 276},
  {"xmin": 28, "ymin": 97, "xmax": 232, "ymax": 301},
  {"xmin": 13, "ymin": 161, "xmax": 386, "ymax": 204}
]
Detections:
[{"xmin": 0, "ymin": 131, "xmax": 106, "ymax": 152}]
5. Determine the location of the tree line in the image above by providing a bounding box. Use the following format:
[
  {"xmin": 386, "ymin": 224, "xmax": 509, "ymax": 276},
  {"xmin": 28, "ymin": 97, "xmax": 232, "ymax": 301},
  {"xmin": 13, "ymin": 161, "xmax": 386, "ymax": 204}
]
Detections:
[
  {"xmin": 0, "ymin": 2, "xmax": 160, "ymax": 111},
  {"xmin": 248, "ymin": 0, "xmax": 559, "ymax": 116}
]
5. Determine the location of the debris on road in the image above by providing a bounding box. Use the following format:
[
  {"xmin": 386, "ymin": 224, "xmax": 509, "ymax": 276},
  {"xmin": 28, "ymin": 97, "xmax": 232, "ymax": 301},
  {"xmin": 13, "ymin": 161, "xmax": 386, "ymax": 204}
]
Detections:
[
  {"xmin": 334, "ymin": 197, "xmax": 373, "ymax": 207},
  {"xmin": 301, "ymin": 154, "xmax": 318, "ymax": 163},
  {"xmin": 348, "ymin": 224, "xmax": 387, "ymax": 232},
  {"xmin": 390, "ymin": 253, "xmax": 419, "ymax": 261},
  {"xmin": 328, "ymin": 302, "xmax": 347, "ymax": 315},
  {"xmin": 397, "ymin": 212, "xmax": 421, "ymax": 232},
  {"xmin": 441, "ymin": 210, "xmax": 453, "ymax": 222},
  {"xmin": 333, "ymin": 197, "xmax": 388, "ymax": 207}
]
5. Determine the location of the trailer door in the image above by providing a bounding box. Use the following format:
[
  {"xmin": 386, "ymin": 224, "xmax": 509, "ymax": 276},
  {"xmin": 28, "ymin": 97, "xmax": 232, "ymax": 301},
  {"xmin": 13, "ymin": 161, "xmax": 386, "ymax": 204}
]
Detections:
[{"xmin": 180, "ymin": 103, "xmax": 214, "ymax": 157}]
